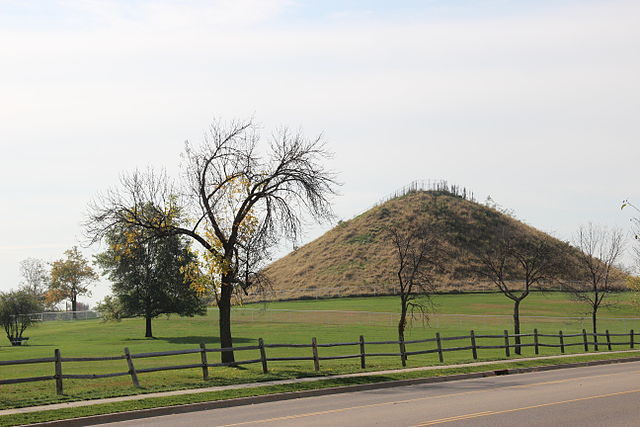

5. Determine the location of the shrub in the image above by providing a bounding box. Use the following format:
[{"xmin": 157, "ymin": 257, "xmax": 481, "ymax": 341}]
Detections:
[
  {"xmin": 0, "ymin": 290, "xmax": 42, "ymax": 345},
  {"xmin": 94, "ymin": 295, "xmax": 124, "ymax": 322}
]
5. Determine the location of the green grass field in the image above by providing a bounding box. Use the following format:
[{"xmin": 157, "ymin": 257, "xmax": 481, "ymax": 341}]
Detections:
[
  {"xmin": 1, "ymin": 292, "xmax": 638, "ymax": 410},
  {"xmin": 254, "ymin": 291, "xmax": 639, "ymax": 317}
]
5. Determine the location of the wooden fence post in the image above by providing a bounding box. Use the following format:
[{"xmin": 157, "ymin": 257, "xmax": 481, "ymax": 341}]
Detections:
[
  {"xmin": 533, "ymin": 329, "xmax": 539, "ymax": 355},
  {"xmin": 559, "ymin": 330, "xmax": 565, "ymax": 354},
  {"xmin": 311, "ymin": 337, "xmax": 320, "ymax": 372},
  {"xmin": 582, "ymin": 329, "xmax": 589, "ymax": 352},
  {"xmin": 436, "ymin": 332, "xmax": 444, "ymax": 363},
  {"xmin": 606, "ymin": 330, "xmax": 612, "ymax": 351},
  {"xmin": 399, "ymin": 339, "xmax": 407, "ymax": 367},
  {"xmin": 631, "ymin": 329, "xmax": 635, "ymax": 349},
  {"xmin": 258, "ymin": 338, "xmax": 268, "ymax": 374},
  {"xmin": 199, "ymin": 343, "xmax": 209, "ymax": 380},
  {"xmin": 470, "ymin": 330, "xmax": 478, "ymax": 360},
  {"xmin": 359, "ymin": 335, "xmax": 366, "ymax": 369},
  {"xmin": 54, "ymin": 349, "xmax": 63, "ymax": 395},
  {"xmin": 124, "ymin": 347, "xmax": 140, "ymax": 388},
  {"xmin": 503, "ymin": 330, "xmax": 510, "ymax": 357}
]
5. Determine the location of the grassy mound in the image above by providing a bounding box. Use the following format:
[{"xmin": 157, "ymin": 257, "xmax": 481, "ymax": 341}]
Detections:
[{"xmin": 262, "ymin": 190, "xmax": 588, "ymax": 300}]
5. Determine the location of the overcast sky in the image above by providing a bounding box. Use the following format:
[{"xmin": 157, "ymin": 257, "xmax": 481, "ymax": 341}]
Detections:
[{"xmin": 1, "ymin": 0, "xmax": 639, "ymax": 304}]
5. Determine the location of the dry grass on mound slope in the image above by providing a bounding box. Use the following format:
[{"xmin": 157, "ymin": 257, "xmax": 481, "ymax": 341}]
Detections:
[{"xmin": 256, "ymin": 190, "xmax": 605, "ymax": 302}]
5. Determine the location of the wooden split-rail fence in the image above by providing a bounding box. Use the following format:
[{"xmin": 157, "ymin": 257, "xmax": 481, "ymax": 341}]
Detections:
[{"xmin": 1, "ymin": 328, "xmax": 636, "ymax": 395}]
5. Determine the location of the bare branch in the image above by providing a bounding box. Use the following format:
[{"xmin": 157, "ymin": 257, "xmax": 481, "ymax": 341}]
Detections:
[
  {"xmin": 85, "ymin": 118, "xmax": 339, "ymax": 363},
  {"xmin": 388, "ymin": 221, "xmax": 442, "ymax": 342},
  {"xmin": 563, "ymin": 223, "xmax": 626, "ymax": 336},
  {"xmin": 468, "ymin": 226, "xmax": 566, "ymax": 354}
]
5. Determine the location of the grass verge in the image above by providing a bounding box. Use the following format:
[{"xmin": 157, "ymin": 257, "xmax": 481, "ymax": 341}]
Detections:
[{"xmin": 2, "ymin": 350, "xmax": 640, "ymax": 427}]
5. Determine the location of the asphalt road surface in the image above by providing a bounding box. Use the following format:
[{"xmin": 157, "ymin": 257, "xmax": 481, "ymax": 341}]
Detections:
[{"xmin": 104, "ymin": 362, "xmax": 640, "ymax": 426}]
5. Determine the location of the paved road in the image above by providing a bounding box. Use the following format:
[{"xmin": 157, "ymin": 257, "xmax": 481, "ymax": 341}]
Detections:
[{"xmin": 105, "ymin": 362, "xmax": 640, "ymax": 426}]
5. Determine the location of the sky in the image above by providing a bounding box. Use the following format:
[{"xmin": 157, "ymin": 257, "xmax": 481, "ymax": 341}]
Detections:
[{"xmin": 1, "ymin": 0, "xmax": 639, "ymax": 305}]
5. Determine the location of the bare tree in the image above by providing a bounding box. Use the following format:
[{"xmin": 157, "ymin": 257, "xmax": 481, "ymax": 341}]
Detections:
[
  {"xmin": 471, "ymin": 228, "xmax": 564, "ymax": 354},
  {"xmin": 19, "ymin": 258, "xmax": 49, "ymax": 304},
  {"xmin": 86, "ymin": 118, "xmax": 338, "ymax": 363},
  {"xmin": 564, "ymin": 224, "xmax": 625, "ymax": 350},
  {"xmin": 622, "ymin": 201, "xmax": 640, "ymax": 304},
  {"xmin": 622, "ymin": 200, "xmax": 640, "ymax": 240},
  {"xmin": 388, "ymin": 224, "xmax": 441, "ymax": 352}
]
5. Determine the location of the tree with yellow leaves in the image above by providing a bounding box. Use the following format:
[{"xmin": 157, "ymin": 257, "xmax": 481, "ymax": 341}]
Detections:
[
  {"xmin": 86, "ymin": 118, "xmax": 338, "ymax": 363},
  {"xmin": 48, "ymin": 247, "xmax": 98, "ymax": 319}
]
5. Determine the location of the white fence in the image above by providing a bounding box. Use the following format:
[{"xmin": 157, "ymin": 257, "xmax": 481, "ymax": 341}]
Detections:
[{"xmin": 28, "ymin": 311, "xmax": 102, "ymax": 322}]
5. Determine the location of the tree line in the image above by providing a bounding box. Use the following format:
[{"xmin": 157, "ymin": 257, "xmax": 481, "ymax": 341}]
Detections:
[
  {"xmin": 2, "ymin": 236, "xmax": 209, "ymax": 344},
  {"xmin": 1, "ymin": 249, "xmax": 96, "ymax": 345}
]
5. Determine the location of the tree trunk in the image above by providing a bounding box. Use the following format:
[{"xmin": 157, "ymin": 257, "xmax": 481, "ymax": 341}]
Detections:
[
  {"xmin": 71, "ymin": 295, "xmax": 77, "ymax": 320},
  {"xmin": 398, "ymin": 303, "xmax": 407, "ymax": 344},
  {"xmin": 145, "ymin": 316, "xmax": 153, "ymax": 338},
  {"xmin": 219, "ymin": 278, "xmax": 235, "ymax": 364},
  {"xmin": 513, "ymin": 299, "xmax": 521, "ymax": 355},
  {"xmin": 398, "ymin": 301, "xmax": 407, "ymax": 365},
  {"xmin": 592, "ymin": 308, "xmax": 599, "ymax": 351}
]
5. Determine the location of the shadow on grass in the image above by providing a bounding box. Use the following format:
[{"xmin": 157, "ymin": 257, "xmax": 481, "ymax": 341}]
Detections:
[
  {"xmin": 0, "ymin": 344, "xmax": 54, "ymax": 348},
  {"xmin": 155, "ymin": 336, "xmax": 255, "ymax": 345}
]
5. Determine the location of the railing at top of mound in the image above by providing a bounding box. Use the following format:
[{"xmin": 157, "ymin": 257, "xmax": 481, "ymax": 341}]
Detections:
[
  {"xmin": 2, "ymin": 328, "xmax": 638, "ymax": 396},
  {"xmin": 373, "ymin": 179, "xmax": 476, "ymax": 209}
]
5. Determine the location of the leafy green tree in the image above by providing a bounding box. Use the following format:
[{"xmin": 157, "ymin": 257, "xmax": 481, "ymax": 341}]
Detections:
[
  {"xmin": 0, "ymin": 290, "xmax": 42, "ymax": 345},
  {"xmin": 48, "ymin": 247, "xmax": 98, "ymax": 318},
  {"xmin": 95, "ymin": 224, "xmax": 207, "ymax": 338}
]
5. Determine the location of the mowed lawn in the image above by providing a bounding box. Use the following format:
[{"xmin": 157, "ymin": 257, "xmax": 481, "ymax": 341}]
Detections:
[
  {"xmin": 1, "ymin": 292, "xmax": 639, "ymax": 409},
  {"xmin": 252, "ymin": 291, "xmax": 640, "ymax": 317}
]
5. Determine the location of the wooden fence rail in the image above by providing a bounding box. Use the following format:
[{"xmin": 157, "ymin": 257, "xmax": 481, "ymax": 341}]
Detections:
[{"xmin": 2, "ymin": 328, "xmax": 639, "ymax": 395}]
